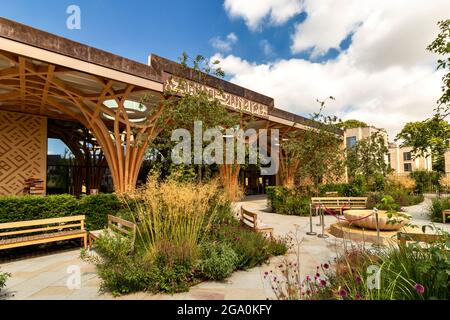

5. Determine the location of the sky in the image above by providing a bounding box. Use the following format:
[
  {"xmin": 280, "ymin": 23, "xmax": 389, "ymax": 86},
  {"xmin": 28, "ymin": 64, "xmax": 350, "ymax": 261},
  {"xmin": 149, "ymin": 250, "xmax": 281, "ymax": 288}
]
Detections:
[{"xmin": 1, "ymin": 0, "xmax": 448, "ymax": 154}]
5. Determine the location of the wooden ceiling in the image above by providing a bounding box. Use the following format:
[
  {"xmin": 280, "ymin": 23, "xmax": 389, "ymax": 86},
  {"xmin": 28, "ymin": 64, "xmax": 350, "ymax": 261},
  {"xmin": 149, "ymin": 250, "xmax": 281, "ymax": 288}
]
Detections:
[{"xmin": 0, "ymin": 50, "xmax": 163, "ymax": 128}]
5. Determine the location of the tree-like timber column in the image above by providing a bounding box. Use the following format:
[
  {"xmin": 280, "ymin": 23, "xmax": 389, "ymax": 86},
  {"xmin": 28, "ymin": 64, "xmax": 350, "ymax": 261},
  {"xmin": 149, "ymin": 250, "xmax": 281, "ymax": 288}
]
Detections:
[
  {"xmin": 0, "ymin": 53, "xmax": 166, "ymax": 194},
  {"xmin": 278, "ymin": 127, "xmax": 302, "ymax": 187},
  {"xmin": 85, "ymin": 94, "xmax": 166, "ymax": 194},
  {"xmin": 219, "ymin": 163, "xmax": 241, "ymax": 201}
]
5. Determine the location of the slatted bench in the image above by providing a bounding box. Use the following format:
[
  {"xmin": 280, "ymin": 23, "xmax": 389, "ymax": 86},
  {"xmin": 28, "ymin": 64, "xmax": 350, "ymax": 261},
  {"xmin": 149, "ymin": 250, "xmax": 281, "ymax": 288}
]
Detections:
[
  {"xmin": 442, "ymin": 209, "xmax": 450, "ymax": 223},
  {"xmin": 0, "ymin": 215, "xmax": 87, "ymax": 250},
  {"xmin": 240, "ymin": 207, "xmax": 273, "ymax": 238},
  {"xmin": 397, "ymin": 232, "xmax": 449, "ymax": 246},
  {"xmin": 310, "ymin": 197, "xmax": 368, "ymax": 216},
  {"xmin": 88, "ymin": 215, "xmax": 136, "ymax": 249}
]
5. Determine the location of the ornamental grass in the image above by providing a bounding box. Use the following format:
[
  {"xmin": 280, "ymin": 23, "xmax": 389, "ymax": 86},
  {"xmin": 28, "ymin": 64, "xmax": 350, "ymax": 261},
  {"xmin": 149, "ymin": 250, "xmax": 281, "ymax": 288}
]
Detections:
[{"xmin": 129, "ymin": 174, "xmax": 227, "ymax": 265}]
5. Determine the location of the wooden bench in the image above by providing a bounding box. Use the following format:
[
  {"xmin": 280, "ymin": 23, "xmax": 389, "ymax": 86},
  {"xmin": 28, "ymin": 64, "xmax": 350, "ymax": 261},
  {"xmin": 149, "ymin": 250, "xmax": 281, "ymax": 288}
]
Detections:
[
  {"xmin": 240, "ymin": 207, "xmax": 274, "ymax": 238},
  {"xmin": 88, "ymin": 215, "xmax": 136, "ymax": 249},
  {"xmin": 442, "ymin": 210, "xmax": 450, "ymax": 223},
  {"xmin": 0, "ymin": 215, "xmax": 87, "ymax": 250},
  {"xmin": 310, "ymin": 197, "xmax": 368, "ymax": 216},
  {"xmin": 397, "ymin": 232, "xmax": 449, "ymax": 246}
]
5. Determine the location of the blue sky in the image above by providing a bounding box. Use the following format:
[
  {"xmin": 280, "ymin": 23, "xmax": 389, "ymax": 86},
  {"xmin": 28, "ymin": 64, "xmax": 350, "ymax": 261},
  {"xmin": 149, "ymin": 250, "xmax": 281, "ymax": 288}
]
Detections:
[
  {"xmin": 1, "ymin": 0, "xmax": 323, "ymax": 66},
  {"xmin": 2, "ymin": 0, "xmax": 447, "ymax": 154},
  {"xmin": 1, "ymin": 0, "xmax": 317, "ymax": 155}
]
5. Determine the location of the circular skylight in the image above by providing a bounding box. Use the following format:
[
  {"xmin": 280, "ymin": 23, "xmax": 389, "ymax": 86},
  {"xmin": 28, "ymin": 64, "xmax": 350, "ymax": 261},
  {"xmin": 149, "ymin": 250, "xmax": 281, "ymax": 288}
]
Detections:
[{"xmin": 103, "ymin": 99, "xmax": 148, "ymax": 123}]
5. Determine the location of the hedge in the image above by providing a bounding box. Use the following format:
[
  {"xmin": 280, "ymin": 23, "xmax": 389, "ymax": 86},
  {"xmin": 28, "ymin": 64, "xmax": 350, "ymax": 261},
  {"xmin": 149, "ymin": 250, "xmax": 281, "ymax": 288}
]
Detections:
[
  {"xmin": 266, "ymin": 186, "xmax": 310, "ymax": 216},
  {"xmin": 0, "ymin": 194, "xmax": 128, "ymax": 231}
]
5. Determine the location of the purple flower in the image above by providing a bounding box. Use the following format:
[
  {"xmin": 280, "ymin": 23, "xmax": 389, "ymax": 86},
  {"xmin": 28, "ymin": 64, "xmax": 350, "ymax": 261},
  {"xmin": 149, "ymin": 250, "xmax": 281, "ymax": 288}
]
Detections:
[
  {"xmin": 414, "ymin": 284, "xmax": 425, "ymax": 295},
  {"xmin": 306, "ymin": 275, "xmax": 311, "ymax": 282},
  {"xmin": 316, "ymin": 273, "xmax": 320, "ymax": 278},
  {"xmin": 234, "ymin": 237, "xmax": 241, "ymax": 241},
  {"xmin": 264, "ymin": 271, "xmax": 269, "ymax": 276},
  {"xmin": 323, "ymin": 263, "xmax": 330, "ymax": 269},
  {"xmin": 355, "ymin": 293, "xmax": 362, "ymax": 300},
  {"xmin": 355, "ymin": 276, "xmax": 362, "ymax": 284},
  {"xmin": 320, "ymin": 279, "xmax": 327, "ymax": 286},
  {"xmin": 339, "ymin": 289, "xmax": 348, "ymax": 298}
]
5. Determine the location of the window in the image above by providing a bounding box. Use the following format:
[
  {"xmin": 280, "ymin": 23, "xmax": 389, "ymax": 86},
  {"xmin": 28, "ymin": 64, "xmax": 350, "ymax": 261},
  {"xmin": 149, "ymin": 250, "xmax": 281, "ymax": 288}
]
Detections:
[
  {"xmin": 346, "ymin": 136, "xmax": 357, "ymax": 148},
  {"xmin": 404, "ymin": 163, "xmax": 412, "ymax": 172},
  {"xmin": 403, "ymin": 152, "xmax": 412, "ymax": 161}
]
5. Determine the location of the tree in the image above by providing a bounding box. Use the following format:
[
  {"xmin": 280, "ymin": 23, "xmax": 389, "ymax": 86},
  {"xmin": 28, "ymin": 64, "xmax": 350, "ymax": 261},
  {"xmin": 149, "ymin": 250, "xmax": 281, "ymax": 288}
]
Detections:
[
  {"xmin": 148, "ymin": 53, "xmax": 248, "ymax": 199},
  {"xmin": 428, "ymin": 19, "xmax": 450, "ymax": 118},
  {"xmin": 278, "ymin": 97, "xmax": 346, "ymax": 191},
  {"xmin": 341, "ymin": 119, "xmax": 368, "ymax": 129},
  {"xmin": 346, "ymin": 131, "xmax": 389, "ymax": 181},
  {"xmin": 396, "ymin": 117, "xmax": 450, "ymax": 173}
]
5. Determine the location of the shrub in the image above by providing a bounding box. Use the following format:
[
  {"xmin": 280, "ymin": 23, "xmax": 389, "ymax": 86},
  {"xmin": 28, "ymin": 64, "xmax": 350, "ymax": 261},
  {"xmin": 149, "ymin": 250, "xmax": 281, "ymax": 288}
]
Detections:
[
  {"xmin": 266, "ymin": 186, "xmax": 310, "ymax": 216},
  {"xmin": 86, "ymin": 179, "xmax": 288, "ymax": 296},
  {"xmin": 270, "ymin": 235, "xmax": 450, "ymax": 300},
  {"xmin": 385, "ymin": 186, "xmax": 424, "ymax": 207},
  {"xmin": 439, "ymin": 175, "xmax": 450, "ymax": 192},
  {"xmin": 196, "ymin": 241, "xmax": 238, "ymax": 280},
  {"xmin": 366, "ymin": 192, "xmax": 383, "ymax": 209},
  {"xmin": 430, "ymin": 197, "xmax": 450, "ymax": 222},
  {"xmin": 387, "ymin": 174, "xmax": 416, "ymax": 191},
  {"xmin": 0, "ymin": 270, "xmax": 10, "ymax": 294},
  {"xmin": 411, "ymin": 170, "xmax": 441, "ymax": 193},
  {"xmin": 0, "ymin": 194, "xmax": 126, "ymax": 230},
  {"xmin": 328, "ymin": 239, "xmax": 450, "ymax": 300},
  {"xmin": 319, "ymin": 177, "xmax": 366, "ymax": 197}
]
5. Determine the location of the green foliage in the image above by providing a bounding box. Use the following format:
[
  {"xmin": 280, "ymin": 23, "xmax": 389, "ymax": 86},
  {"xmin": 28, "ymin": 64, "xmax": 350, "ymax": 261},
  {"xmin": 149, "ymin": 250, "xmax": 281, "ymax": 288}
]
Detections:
[
  {"xmin": 297, "ymin": 102, "xmax": 346, "ymax": 187},
  {"xmin": 0, "ymin": 194, "xmax": 126, "ymax": 231},
  {"xmin": 86, "ymin": 186, "xmax": 288, "ymax": 296},
  {"xmin": 410, "ymin": 170, "xmax": 441, "ymax": 193},
  {"xmin": 147, "ymin": 52, "xmax": 240, "ymax": 183},
  {"xmin": 341, "ymin": 119, "xmax": 368, "ymax": 129},
  {"xmin": 383, "ymin": 184, "xmax": 424, "ymax": 207},
  {"xmin": 83, "ymin": 233, "xmax": 194, "ymax": 296},
  {"xmin": 196, "ymin": 241, "xmax": 238, "ymax": 280},
  {"xmin": 396, "ymin": 118, "xmax": 450, "ymax": 173},
  {"xmin": 377, "ymin": 195, "xmax": 400, "ymax": 212},
  {"xmin": 346, "ymin": 131, "xmax": 389, "ymax": 181},
  {"xmin": 208, "ymin": 205, "xmax": 288, "ymax": 269},
  {"xmin": 0, "ymin": 269, "xmax": 10, "ymax": 293},
  {"xmin": 319, "ymin": 177, "xmax": 367, "ymax": 197},
  {"xmin": 427, "ymin": 19, "xmax": 450, "ymax": 116},
  {"xmin": 300, "ymin": 238, "xmax": 450, "ymax": 300},
  {"xmin": 430, "ymin": 197, "xmax": 450, "ymax": 222},
  {"xmin": 266, "ymin": 186, "xmax": 310, "ymax": 216}
]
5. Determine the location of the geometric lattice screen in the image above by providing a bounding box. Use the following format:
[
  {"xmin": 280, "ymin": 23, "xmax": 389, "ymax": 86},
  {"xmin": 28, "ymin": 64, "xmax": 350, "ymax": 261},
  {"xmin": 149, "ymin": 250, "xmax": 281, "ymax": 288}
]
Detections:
[{"xmin": 0, "ymin": 110, "xmax": 47, "ymax": 195}]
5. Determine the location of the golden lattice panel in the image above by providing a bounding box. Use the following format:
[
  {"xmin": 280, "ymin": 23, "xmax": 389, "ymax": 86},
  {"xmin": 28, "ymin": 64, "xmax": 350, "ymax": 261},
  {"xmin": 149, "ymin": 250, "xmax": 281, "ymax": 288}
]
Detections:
[{"xmin": 0, "ymin": 110, "xmax": 47, "ymax": 195}]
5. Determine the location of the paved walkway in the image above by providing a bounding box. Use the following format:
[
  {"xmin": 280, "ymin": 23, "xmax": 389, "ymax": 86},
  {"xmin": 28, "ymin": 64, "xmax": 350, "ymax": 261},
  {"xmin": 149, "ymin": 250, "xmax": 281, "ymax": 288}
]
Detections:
[{"xmin": 1, "ymin": 195, "xmax": 447, "ymax": 300}]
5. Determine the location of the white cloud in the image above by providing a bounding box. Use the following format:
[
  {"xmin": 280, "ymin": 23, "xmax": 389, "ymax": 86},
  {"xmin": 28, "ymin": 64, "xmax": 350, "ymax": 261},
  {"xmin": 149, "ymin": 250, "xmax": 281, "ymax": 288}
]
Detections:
[
  {"xmin": 224, "ymin": 0, "xmax": 302, "ymax": 31},
  {"xmin": 210, "ymin": 32, "xmax": 239, "ymax": 53},
  {"xmin": 215, "ymin": 0, "xmax": 449, "ymax": 140},
  {"xmin": 260, "ymin": 40, "xmax": 274, "ymax": 56}
]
